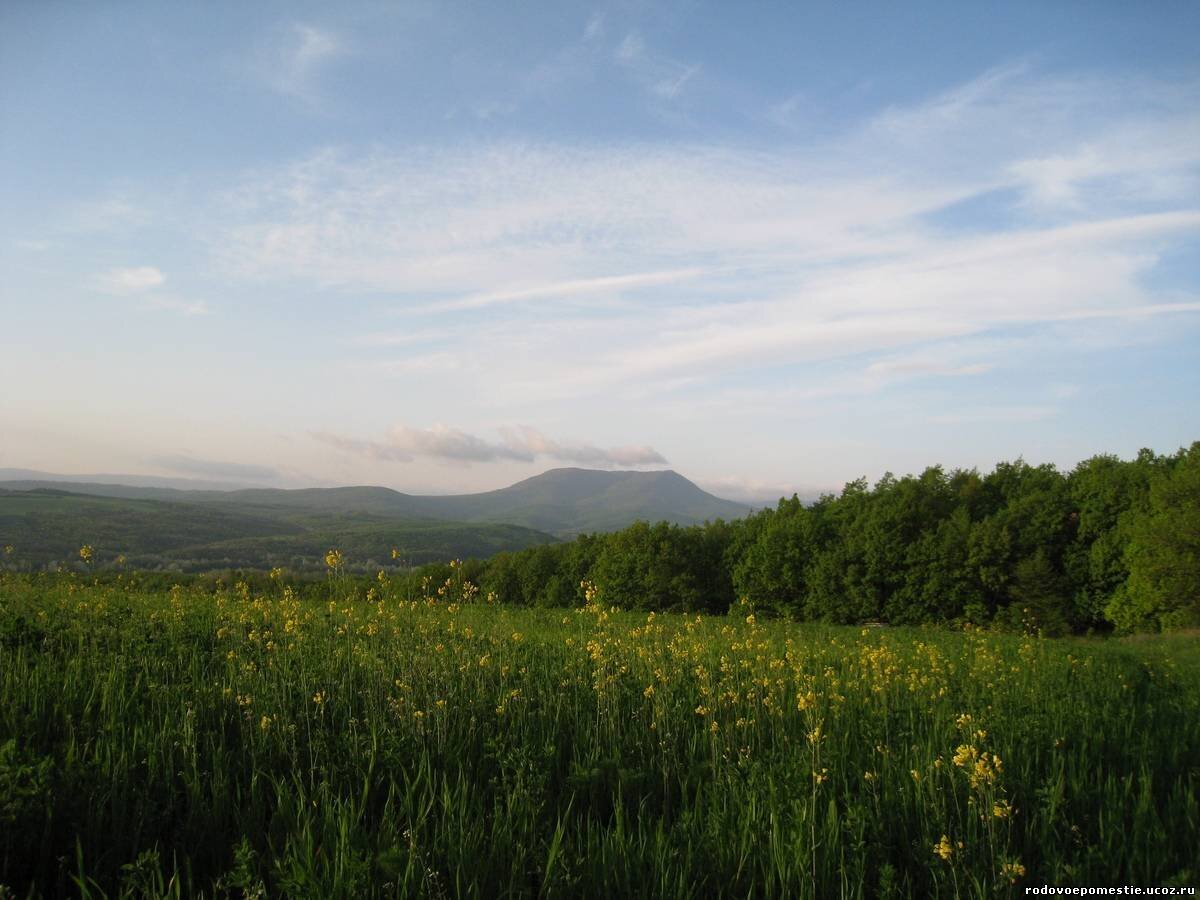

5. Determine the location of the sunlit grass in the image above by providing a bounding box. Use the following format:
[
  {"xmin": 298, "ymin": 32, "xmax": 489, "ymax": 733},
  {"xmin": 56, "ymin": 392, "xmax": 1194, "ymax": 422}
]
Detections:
[{"xmin": 1, "ymin": 569, "xmax": 1197, "ymax": 897}]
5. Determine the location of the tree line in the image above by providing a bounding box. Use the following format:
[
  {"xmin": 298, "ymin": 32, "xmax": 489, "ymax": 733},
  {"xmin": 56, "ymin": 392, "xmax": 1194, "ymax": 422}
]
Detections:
[{"xmin": 398, "ymin": 444, "xmax": 1198, "ymax": 634}]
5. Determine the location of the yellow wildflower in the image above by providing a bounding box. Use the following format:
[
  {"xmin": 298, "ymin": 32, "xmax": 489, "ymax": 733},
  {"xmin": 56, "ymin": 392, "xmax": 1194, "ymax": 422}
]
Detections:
[
  {"xmin": 933, "ymin": 835, "xmax": 954, "ymax": 861},
  {"xmin": 1000, "ymin": 861, "xmax": 1025, "ymax": 883}
]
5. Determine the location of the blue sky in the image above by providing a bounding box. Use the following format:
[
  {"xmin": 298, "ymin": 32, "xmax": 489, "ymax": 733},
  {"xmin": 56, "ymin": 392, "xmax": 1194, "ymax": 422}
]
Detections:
[{"xmin": 1, "ymin": 1, "xmax": 1198, "ymax": 500}]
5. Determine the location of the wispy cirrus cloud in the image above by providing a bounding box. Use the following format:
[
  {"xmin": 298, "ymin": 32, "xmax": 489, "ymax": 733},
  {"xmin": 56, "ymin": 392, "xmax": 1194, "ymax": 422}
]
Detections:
[
  {"xmin": 615, "ymin": 31, "xmax": 700, "ymax": 101},
  {"xmin": 256, "ymin": 23, "xmax": 344, "ymax": 106},
  {"xmin": 210, "ymin": 66, "xmax": 1200, "ymax": 411},
  {"xmin": 313, "ymin": 424, "xmax": 667, "ymax": 468}
]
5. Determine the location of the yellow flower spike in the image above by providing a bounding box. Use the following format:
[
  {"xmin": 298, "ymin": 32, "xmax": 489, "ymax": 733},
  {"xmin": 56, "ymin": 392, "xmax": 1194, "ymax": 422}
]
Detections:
[{"xmin": 79, "ymin": 545, "xmax": 94, "ymax": 563}]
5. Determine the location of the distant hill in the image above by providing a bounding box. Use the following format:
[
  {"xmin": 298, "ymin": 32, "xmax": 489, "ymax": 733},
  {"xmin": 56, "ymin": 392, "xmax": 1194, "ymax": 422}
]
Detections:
[
  {"xmin": 0, "ymin": 468, "xmax": 750, "ymax": 572},
  {"xmin": 1, "ymin": 467, "xmax": 751, "ymax": 535},
  {"xmin": 0, "ymin": 468, "xmax": 260, "ymax": 492},
  {"xmin": 0, "ymin": 488, "xmax": 556, "ymax": 573},
  {"xmin": 419, "ymin": 468, "xmax": 752, "ymax": 534}
]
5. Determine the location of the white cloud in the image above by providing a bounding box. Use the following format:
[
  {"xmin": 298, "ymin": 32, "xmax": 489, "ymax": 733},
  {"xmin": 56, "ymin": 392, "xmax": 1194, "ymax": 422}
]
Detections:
[
  {"xmin": 583, "ymin": 12, "xmax": 605, "ymax": 42},
  {"xmin": 208, "ymin": 67, "xmax": 1200, "ymax": 410},
  {"xmin": 421, "ymin": 267, "xmax": 711, "ymax": 312},
  {"xmin": 615, "ymin": 33, "xmax": 643, "ymax": 63},
  {"xmin": 314, "ymin": 424, "xmax": 667, "ymax": 468},
  {"xmin": 497, "ymin": 425, "xmax": 667, "ymax": 467},
  {"xmin": 259, "ymin": 23, "xmax": 344, "ymax": 105},
  {"xmin": 144, "ymin": 295, "xmax": 210, "ymax": 317},
  {"xmin": 653, "ymin": 64, "xmax": 700, "ymax": 100},
  {"xmin": 864, "ymin": 357, "xmax": 993, "ymax": 380},
  {"xmin": 614, "ymin": 31, "xmax": 699, "ymax": 103},
  {"xmin": 97, "ymin": 266, "xmax": 166, "ymax": 294}
]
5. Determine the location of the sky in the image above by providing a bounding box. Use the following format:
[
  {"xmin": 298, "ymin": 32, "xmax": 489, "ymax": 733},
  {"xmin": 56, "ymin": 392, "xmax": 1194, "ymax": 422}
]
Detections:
[{"xmin": 1, "ymin": 1, "xmax": 1198, "ymax": 502}]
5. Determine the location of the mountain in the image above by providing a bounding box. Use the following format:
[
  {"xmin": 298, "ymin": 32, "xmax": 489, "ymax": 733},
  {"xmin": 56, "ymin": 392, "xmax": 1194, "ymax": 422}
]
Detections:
[
  {"xmin": 417, "ymin": 468, "xmax": 752, "ymax": 534},
  {"xmin": 0, "ymin": 467, "xmax": 751, "ymax": 536}
]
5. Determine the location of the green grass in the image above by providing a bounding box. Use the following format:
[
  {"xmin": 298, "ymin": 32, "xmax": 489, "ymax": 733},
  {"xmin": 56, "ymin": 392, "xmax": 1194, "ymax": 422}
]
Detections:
[{"xmin": 1, "ymin": 571, "xmax": 1197, "ymax": 897}]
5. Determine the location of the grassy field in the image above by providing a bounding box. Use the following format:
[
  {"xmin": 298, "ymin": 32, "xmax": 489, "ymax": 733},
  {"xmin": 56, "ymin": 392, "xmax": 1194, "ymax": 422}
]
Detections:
[{"xmin": 1, "ymin": 570, "xmax": 1197, "ymax": 898}]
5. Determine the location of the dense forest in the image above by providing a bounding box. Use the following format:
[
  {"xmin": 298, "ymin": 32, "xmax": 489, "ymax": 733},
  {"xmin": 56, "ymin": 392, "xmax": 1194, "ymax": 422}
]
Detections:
[
  {"xmin": 20, "ymin": 445, "xmax": 1197, "ymax": 634},
  {"xmin": 396, "ymin": 444, "xmax": 1198, "ymax": 634}
]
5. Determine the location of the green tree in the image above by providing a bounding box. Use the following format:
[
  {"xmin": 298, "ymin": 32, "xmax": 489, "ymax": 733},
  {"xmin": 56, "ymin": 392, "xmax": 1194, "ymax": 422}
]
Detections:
[{"xmin": 1106, "ymin": 443, "xmax": 1200, "ymax": 632}]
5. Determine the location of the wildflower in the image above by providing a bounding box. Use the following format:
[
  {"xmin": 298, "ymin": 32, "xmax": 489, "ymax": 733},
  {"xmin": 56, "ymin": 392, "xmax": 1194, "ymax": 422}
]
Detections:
[
  {"xmin": 259, "ymin": 715, "xmax": 271, "ymax": 732},
  {"xmin": 910, "ymin": 769, "xmax": 922, "ymax": 782},
  {"xmin": 1000, "ymin": 860, "xmax": 1025, "ymax": 883},
  {"xmin": 79, "ymin": 545, "xmax": 94, "ymax": 563},
  {"xmin": 952, "ymin": 744, "xmax": 978, "ymax": 767},
  {"xmin": 863, "ymin": 770, "xmax": 877, "ymax": 783},
  {"xmin": 933, "ymin": 835, "xmax": 954, "ymax": 861},
  {"xmin": 312, "ymin": 691, "xmax": 326, "ymax": 707},
  {"xmin": 644, "ymin": 685, "xmax": 656, "ymax": 698},
  {"xmin": 324, "ymin": 549, "xmax": 343, "ymax": 570},
  {"xmin": 992, "ymin": 800, "xmax": 1012, "ymax": 819}
]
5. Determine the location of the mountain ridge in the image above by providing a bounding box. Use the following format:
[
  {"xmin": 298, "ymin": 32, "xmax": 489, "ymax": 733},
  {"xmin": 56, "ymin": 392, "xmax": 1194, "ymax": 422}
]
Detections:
[{"xmin": 0, "ymin": 467, "xmax": 753, "ymax": 539}]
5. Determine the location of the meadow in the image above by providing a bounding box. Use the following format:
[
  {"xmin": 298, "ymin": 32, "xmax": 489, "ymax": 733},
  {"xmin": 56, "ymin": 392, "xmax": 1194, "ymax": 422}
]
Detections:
[{"xmin": 1, "ymin": 568, "xmax": 1197, "ymax": 898}]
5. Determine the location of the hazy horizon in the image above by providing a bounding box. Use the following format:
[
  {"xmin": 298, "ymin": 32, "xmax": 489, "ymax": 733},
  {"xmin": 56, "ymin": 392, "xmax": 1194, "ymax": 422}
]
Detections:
[{"xmin": 3, "ymin": 2, "xmax": 1198, "ymax": 503}]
